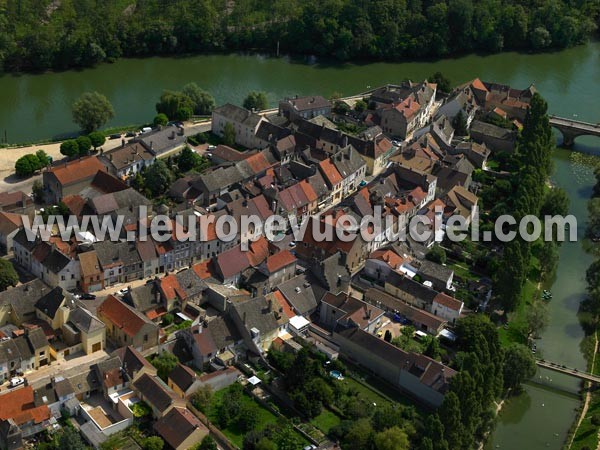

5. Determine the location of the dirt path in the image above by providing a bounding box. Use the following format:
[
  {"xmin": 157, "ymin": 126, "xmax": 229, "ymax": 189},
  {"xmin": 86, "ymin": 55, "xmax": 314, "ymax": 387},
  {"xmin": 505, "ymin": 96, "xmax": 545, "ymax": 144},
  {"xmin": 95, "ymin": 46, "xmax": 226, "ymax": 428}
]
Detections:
[{"xmin": 567, "ymin": 331, "xmax": 598, "ymax": 449}]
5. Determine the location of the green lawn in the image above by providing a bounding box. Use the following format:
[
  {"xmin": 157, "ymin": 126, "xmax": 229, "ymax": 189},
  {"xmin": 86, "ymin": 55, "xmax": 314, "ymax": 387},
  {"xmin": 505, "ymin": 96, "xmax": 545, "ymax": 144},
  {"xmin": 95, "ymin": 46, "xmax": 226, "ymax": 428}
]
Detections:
[
  {"xmin": 310, "ymin": 409, "xmax": 342, "ymax": 434},
  {"xmin": 498, "ymin": 278, "xmax": 538, "ymax": 347},
  {"xmin": 208, "ymin": 388, "xmax": 309, "ymax": 448}
]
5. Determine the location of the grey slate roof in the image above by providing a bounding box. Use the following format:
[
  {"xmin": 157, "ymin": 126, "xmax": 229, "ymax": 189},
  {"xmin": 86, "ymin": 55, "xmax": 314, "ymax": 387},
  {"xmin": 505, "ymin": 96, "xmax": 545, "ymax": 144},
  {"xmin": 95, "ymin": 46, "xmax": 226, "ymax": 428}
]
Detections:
[
  {"xmin": 206, "ymin": 316, "xmax": 241, "ymax": 350},
  {"xmin": 68, "ymin": 307, "xmax": 105, "ymax": 334},
  {"xmin": 213, "ymin": 103, "xmax": 263, "ymax": 127},
  {"xmin": 231, "ymin": 296, "xmax": 286, "ymax": 336},
  {"xmin": 27, "ymin": 327, "xmax": 49, "ymax": 350},
  {"xmin": 95, "ymin": 240, "xmax": 142, "ymax": 268},
  {"xmin": 278, "ymin": 274, "xmax": 318, "ymax": 315},
  {"xmin": 175, "ymin": 268, "xmax": 206, "ymax": 299},
  {"xmin": 331, "ymin": 146, "xmax": 366, "ymax": 178},
  {"xmin": 0, "ymin": 279, "xmax": 52, "ymax": 322},
  {"xmin": 34, "ymin": 286, "xmax": 65, "ymax": 320},
  {"xmin": 386, "ymin": 271, "xmax": 438, "ymax": 303},
  {"xmin": 135, "ymin": 125, "xmax": 187, "ymax": 155},
  {"xmin": 125, "ymin": 283, "xmax": 161, "ymax": 313},
  {"xmin": 133, "ymin": 373, "xmax": 177, "ymax": 413}
]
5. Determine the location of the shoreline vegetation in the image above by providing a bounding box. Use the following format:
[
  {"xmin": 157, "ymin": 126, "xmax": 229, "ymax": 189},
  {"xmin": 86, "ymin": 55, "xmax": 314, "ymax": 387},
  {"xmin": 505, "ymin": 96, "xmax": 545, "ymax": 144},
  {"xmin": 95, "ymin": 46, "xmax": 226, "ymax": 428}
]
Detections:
[
  {"xmin": 0, "ymin": 0, "xmax": 598, "ymax": 74},
  {"xmin": 567, "ymin": 164, "xmax": 600, "ymax": 450}
]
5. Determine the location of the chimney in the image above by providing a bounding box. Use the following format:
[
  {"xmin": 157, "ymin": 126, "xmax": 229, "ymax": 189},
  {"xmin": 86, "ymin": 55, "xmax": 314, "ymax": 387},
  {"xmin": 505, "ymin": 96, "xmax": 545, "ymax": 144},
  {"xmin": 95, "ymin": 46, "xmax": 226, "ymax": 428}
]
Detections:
[
  {"xmin": 243, "ymin": 312, "xmax": 247, "ymax": 324},
  {"xmin": 121, "ymin": 139, "xmax": 125, "ymax": 147}
]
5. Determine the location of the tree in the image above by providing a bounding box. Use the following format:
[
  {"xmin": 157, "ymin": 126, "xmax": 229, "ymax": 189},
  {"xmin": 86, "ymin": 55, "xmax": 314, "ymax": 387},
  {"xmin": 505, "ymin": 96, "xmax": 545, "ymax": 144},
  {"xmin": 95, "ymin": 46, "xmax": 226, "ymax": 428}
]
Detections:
[
  {"xmin": 191, "ymin": 385, "xmax": 213, "ymax": 413},
  {"xmin": 60, "ymin": 139, "xmax": 80, "ymax": 158},
  {"xmin": 223, "ymin": 122, "xmax": 236, "ymax": 146},
  {"xmin": 144, "ymin": 160, "xmax": 174, "ymax": 197},
  {"xmin": 243, "ymin": 91, "xmax": 268, "ymax": 111},
  {"xmin": 438, "ymin": 392, "xmax": 465, "ymax": 449},
  {"xmin": 384, "ymin": 329, "xmax": 392, "ymax": 342},
  {"xmin": 0, "ymin": 259, "xmax": 18, "ymax": 292},
  {"xmin": 237, "ymin": 403, "xmax": 260, "ymax": 432},
  {"xmin": 15, "ymin": 154, "xmax": 39, "ymax": 177},
  {"xmin": 198, "ymin": 436, "xmax": 218, "ymax": 450},
  {"xmin": 503, "ymin": 344, "xmax": 536, "ymax": 391},
  {"xmin": 162, "ymin": 313, "xmax": 174, "ymax": 326},
  {"xmin": 333, "ymin": 101, "xmax": 350, "ymax": 115},
  {"xmin": 32, "ymin": 180, "xmax": 44, "ymax": 203},
  {"xmin": 426, "ymin": 245, "xmax": 446, "ymax": 264},
  {"xmin": 540, "ymin": 187, "xmax": 569, "ymax": 218},
  {"xmin": 36, "ymin": 150, "xmax": 50, "ymax": 166},
  {"xmin": 178, "ymin": 146, "xmax": 209, "ymax": 173},
  {"xmin": 374, "ymin": 426, "xmax": 410, "ymax": 450},
  {"xmin": 142, "ymin": 436, "xmax": 164, "ymax": 450},
  {"xmin": 452, "ymin": 110, "xmax": 468, "ymax": 136},
  {"xmin": 354, "ymin": 99, "xmax": 368, "ymax": 113},
  {"xmin": 151, "ymin": 351, "xmax": 178, "ymax": 381},
  {"xmin": 58, "ymin": 427, "xmax": 87, "ymax": 450},
  {"xmin": 154, "ymin": 113, "xmax": 168, "ymax": 127},
  {"xmin": 156, "ymin": 90, "xmax": 194, "ymax": 119},
  {"xmin": 428, "ymin": 72, "xmax": 451, "ymax": 94},
  {"xmin": 88, "ymin": 131, "xmax": 105, "ymax": 150},
  {"xmin": 343, "ymin": 418, "xmax": 373, "ymax": 450},
  {"xmin": 255, "ymin": 438, "xmax": 277, "ymax": 450},
  {"xmin": 182, "ymin": 83, "xmax": 215, "ymax": 115},
  {"xmin": 423, "ymin": 336, "xmax": 441, "ymax": 359},
  {"xmin": 76, "ymin": 135, "xmax": 92, "ymax": 156},
  {"xmin": 72, "ymin": 91, "xmax": 114, "ymax": 132},
  {"xmin": 525, "ymin": 301, "xmax": 549, "ymax": 340}
]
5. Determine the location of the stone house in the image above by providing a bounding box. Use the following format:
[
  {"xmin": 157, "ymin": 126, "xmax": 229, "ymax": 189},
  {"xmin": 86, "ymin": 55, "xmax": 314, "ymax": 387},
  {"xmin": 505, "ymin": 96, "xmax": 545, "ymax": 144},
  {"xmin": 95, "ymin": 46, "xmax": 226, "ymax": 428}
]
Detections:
[{"xmin": 212, "ymin": 103, "xmax": 266, "ymax": 149}]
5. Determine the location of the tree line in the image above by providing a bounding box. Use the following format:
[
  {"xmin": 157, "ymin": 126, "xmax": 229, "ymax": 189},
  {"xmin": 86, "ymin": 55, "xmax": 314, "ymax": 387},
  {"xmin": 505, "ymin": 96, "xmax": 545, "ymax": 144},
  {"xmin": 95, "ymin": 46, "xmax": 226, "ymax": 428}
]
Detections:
[{"xmin": 0, "ymin": 0, "xmax": 597, "ymax": 72}]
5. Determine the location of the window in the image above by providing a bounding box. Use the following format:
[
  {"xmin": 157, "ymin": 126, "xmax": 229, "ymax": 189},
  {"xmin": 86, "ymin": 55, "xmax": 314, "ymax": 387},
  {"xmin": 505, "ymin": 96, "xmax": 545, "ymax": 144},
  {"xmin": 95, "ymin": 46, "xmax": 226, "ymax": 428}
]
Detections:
[
  {"xmin": 144, "ymin": 334, "xmax": 148, "ymax": 342},
  {"xmin": 61, "ymin": 275, "xmax": 66, "ymax": 281}
]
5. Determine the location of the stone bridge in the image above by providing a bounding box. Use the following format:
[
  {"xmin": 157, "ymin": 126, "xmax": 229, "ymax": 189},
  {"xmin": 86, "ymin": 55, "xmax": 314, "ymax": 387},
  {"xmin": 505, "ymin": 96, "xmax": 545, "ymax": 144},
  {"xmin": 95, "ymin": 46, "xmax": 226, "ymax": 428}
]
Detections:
[
  {"xmin": 536, "ymin": 359, "xmax": 600, "ymax": 383},
  {"xmin": 549, "ymin": 115, "xmax": 600, "ymax": 147}
]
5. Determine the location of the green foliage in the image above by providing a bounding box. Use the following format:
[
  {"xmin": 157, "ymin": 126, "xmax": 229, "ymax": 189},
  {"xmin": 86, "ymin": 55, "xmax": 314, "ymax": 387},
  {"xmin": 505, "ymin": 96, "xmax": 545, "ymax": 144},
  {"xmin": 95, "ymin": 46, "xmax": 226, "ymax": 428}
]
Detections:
[
  {"xmin": 32, "ymin": 180, "xmax": 44, "ymax": 202},
  {"xmin": 254, "ymin": 437, "xmax": 276, "ymax": 450},
  {"xmin": 426, "ymin": 245, "xmax": 447, "ymax": 264},
  {"xmin": 333, "ymin": 101, "xmax": 351, "ymax": 115},
  {"xmin": 374, "ymin": 426, "xmax": 410, "ymax": 450},
  {"xmin": 150, "ymin": 351, "xmax": 179, "ymax": 382},
  {"xmin": 503, "ymin": 344, "xmax": 537, "ymax": 391},
  {"xmin": 72, "ymin": 92, "xmax": 114, "ymax": 132},
  {"xmin": 76, "ymin": 135, "xmax": 92, "ymax": 156},
  {"xmin": 525, "ymin": 301, "xmax": 549, "ymax": 340},
  {"xmin": 60, "ymin": 140, "xmax": 80, "ymax": 158},
  {"xmin": 0, "ymin": 0, "xmax": 596, "ymax": 74},
  {"xmin": 428, "ymin": 72, "xmax": 451, "ymax": 94},
  {"xmin": 178, "ymin": 146, "xmax": 211, "ymax": 173},
  {"xmin": 223, "ymin": 122, "xmax": 236, "ymax": 146},
  {"xmin": 15, "ymin": 153, "xmax": 43, "ymax": 176},
  {"xmin": 58, "ymin": 427, "xmax": 87, "ymax": 450},
  {"xmin": 0, "ymin": 259, "xmax": 19, "ymax": 292},
  {"xmin": 131, "ymin": 401, "xmax": 152, "ymax": 418},
  {"xmin": 142, "ymin": 436, "xmax": 164, "ymax": 450},
  {"xmin": 197, "ymin": 435, "xmax": 218, "ymax": 450},
  {"xmin": 191, "ymin": 385, "xmax": 213, "ymax": 413},
  {"xmin": 144, "ymin": 159, "xmax": 174, "ymax": 197},
  {"xmin": 243, "ymin": 91, "xmax": 268, "ymax": 111},
  {"xmin": 88, "ymin": 131, "xmax": 106, "ymax": 149},
  {"xmin": 354, "ymin": 99, "xmax": 368, "ymax": 113},
  {"xmin": 182, "ymin": 83, "xmax": 216, "ymax": 115},
  {"xmin": 36, "ymin": 149, "xmax": 50, "ymax": 166},
  {"xmin": 153, "ymin": 113, "xmax": 168, "ymax": 127},
  {"xmin": 161, "ymin": 313, "xmax": 174, "ymax": 326},
  {"xmin": 156, "ymin": 90, "xmax": 194, "ymax": 120},
  {"xmin": 452, "ymin": 110, "xmax": 468, "ymax": 135}
]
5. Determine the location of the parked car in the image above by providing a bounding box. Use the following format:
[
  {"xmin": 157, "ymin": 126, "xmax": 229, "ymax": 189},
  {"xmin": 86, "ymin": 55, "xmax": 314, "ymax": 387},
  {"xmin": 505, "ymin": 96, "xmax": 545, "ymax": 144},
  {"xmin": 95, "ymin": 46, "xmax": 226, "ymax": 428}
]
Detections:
[
  {"xmin": 80, "ymin": 293, "xmax": 96, "ymax": 300},
  {"xmin": 125, "ymin": 131, "xmax": 136, "ymax": 138},
  {"xmin": 9, "ymin": 377, "xmax": 25, "ymax": 388},
  {"xmin": 109, "ymin": 133, "xmax": 121, "ymax": 139},
  {"xmin": 117, "ymin": 288, "xmax": 129, "ymax": 296}
]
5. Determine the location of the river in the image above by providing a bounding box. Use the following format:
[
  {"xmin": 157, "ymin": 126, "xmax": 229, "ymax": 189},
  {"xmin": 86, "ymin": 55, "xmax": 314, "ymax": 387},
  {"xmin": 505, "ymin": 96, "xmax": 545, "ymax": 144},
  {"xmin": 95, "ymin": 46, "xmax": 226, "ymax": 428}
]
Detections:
[{"xmin": 1, "ymin": 43, "xmax": 600, "ymax": 449}]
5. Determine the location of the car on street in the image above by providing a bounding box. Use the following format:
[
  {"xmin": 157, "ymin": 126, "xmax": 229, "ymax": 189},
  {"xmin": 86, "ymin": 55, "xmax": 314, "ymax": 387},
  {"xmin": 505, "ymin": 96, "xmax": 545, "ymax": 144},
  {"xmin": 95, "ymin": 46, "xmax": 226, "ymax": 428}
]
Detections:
[
  {"xmin": 9, "ymin": 377, "xmax": 25, "ymax": 388},
  {"xmin": 109, "ymin": 133, "xmax": 121, "ymax": 139},
  {"xmin": 80, "ymin": 293, "xmax": 96, "ymax": 300}
]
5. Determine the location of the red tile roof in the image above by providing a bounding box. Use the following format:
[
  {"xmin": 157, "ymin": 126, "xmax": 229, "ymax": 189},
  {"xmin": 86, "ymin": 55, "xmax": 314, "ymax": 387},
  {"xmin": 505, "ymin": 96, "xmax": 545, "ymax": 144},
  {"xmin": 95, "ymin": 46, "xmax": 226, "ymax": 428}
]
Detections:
[
  {"xmin": 0, "ymin": 386, "xmax": 51, "ymax": 426},
  {"xmin": 192, "ymin": 259, "xmax": 215, "ymax": 279},
  {"xmin": 266, "ymin": 250, "xmax": 297, "ymax": 273},
  {"xmin": 245, "ymin": 152, "xmax": 273, "ymax": 174},
  {"xmin": 46, "ymin": 156, "xmax": 106, "ymax": 186},
  {"xmin": 97, "ymin": 295, "xmax": 149, "ymax": 337},
  {"xmin": 433, "ymin": 293, "xmax": 463, "ymax": 311},
  {"xmin": 272, "ymin": 290, "xmax": 295, "ymax": 319},
  {"xmin": 319, "ymin": 159, "xmax": 343, "ymax": 186},
  {"xmin": 160, "ymin": 274, "xmax": 186, "ymax": 301},
  {"xmin": 216, "ymin": 246, "xmax": 250, "ymax": 279},
  {"xmin": 154, "ymin": 407, "xmax": 208, "ymax": 449},
  {"xmin": 247, "ymin": 236, "xmax": 269, "ymax": 267},
  {"xmin": 61, "ymin": 195, "xmax": 87, "ymax": 216}
]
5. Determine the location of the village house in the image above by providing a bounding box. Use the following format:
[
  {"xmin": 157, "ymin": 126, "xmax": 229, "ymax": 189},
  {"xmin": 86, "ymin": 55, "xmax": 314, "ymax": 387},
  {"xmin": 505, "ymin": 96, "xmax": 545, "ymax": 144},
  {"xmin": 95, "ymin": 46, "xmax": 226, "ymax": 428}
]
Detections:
[
  {"xmin": 42, "ymin": 156, "xmax": 108, "ymax": 204},
  {"xmin": 154, "ymin": 406, "xmax": 209, "ymax": 450},
  {"xmin": 0, "ymin": 191, "xmax": 34, "ymax": 216},
  {"xmin": 79, "ymin": 250, "xmax": 103, "ymax": 293},
  {"xmin": 333, "ymin": 327, "xmax": 455, "ymax": 407},
  {"xmin": 97, "ymin": 295, "xmax": 159, "ymax": 352},
  {"xmin": 0, "ymin": 212, "xmax": 23, "ymax": 253},
  {"xmin": 132, "ymin": 373, "xmax": 185, "ymax": 419},
  {"xmin": 167, "ymin": 363, "xmax": 202, "ymax": 399},
  {"xmin": 133, "ymin": 124, "xmax": 187, "ymax": 156},
  {"xmin": 99, "ymin": 141, "xmax": 156, "ymax": 181},
  {"xmin": 212, "ymin": 103, "xmax": 266, "ymax": 149},
  {"xmin": 319, "ymin": 292, "xmax": 385, "ymax": 333},
  {"xmin": 279, "ymin": 95, "xmax": 331, "ymax": 121}
]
